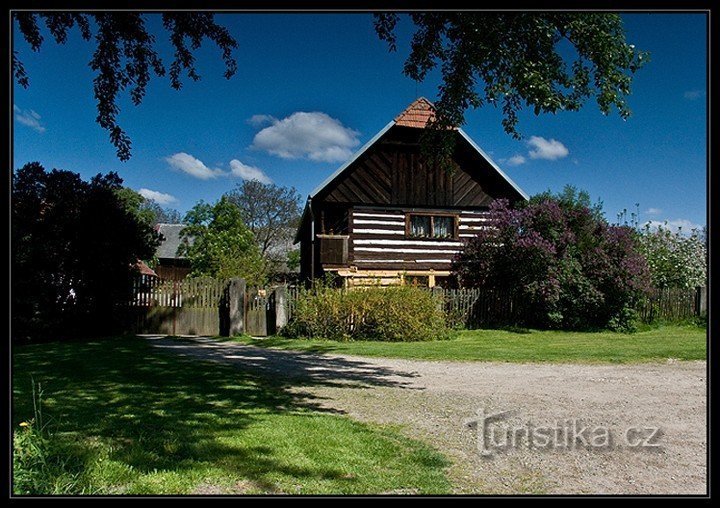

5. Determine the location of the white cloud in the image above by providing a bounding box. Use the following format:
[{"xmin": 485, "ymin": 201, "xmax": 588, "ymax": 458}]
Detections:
[
  {"xmin": 165, "ymin": 152, "xmax": 225, "ymax": 180},
  {"xmin": 138, "ymin": 188, "xmax": 178, "ymax": 205},
  {"xmin": 527, "ymin": 136, "xmax": 569, "ymax": 160},
  {"xmin": 643, "ymin": 218, "xmax": 703, "ymax": 235},
  {"xmin": 247, "ymin": 114, "xmax": 276, "ymax": 127},
  {"xmin": 683, "ymin": 89, "xmax": 705, "ymax": 100},
  {"xmin": 644, "ymin": 207, "xmax": 662, "ymax": 216},
  {"xmin": 229, "ymin": 159, "xmax": 272, "ymax": 184},
  {"xmin": 14, "ymin": 105, "xmax": 46, "ymax": 133},
  {"xmin": 251, "ymin": 111, "xmax": 361, "ymax": 163},
  {"xmin": 504, "ymin": 154, "xmax": 526, "ymax": 166}
]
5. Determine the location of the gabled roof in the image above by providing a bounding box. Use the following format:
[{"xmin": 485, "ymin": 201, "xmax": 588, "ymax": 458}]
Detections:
[
  {"xmin": 134, "ymin": 259, "xmax": 158, "ymax": 277},
  {"xmin": 457, "ymin": 129, "xmax": 529, "ymax": 201},
  {"xmin": 155, "ymin": 223, "xmax": 193, "ymax": 259},
  {"xmin": 307, "ymin": 97, "xmax": 528, "ymax": 201},
  {"xmin": 308, "ymin": 120, "xmax": 395, "ymax": 200},
  {"xmin": 295, "ymin": 98, "xmax": 529, "ymax": 244},
  {"xmin": 394, "ymin": 97, "xmax": 440, "ymax": 128}
]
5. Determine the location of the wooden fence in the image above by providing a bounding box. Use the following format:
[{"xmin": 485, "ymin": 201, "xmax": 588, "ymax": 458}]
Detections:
[
  {"xmin": 285, "ymin": 285, "xmax": 302, "ymax": 322},
  {"xmin": 126, "ymin": 275, "xmax": 230, "ymax": 336},
  {"xmin": 434, "ymin": 287, "xmax": 520, "ymax": 328},
  {"xmin": 126, "ymin": 277, "xmax": 705, "ymax": 337},
  {"xmin": 283, "ymin": 285, "xmax": 707, "ymax": 330},
  {"xmin": 637, "ymin": 287, "xmax": 706, "ymax": 323},
  {"xmin": 281, "ymin": 286, "xmax": 521, "ymax": 329},
  {"xmin": 433, "ymin": 286, "xmax": 706, "ymax": 328}
]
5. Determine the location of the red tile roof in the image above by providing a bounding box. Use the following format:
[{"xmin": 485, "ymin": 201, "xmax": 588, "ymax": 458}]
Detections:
[
  {"xmin": 135, "ymin": 259, "xmax": 158, "ymax": 277},
  {"xmin": 394, "ymin": 97, "xmax": 437, "ymax": 128}
]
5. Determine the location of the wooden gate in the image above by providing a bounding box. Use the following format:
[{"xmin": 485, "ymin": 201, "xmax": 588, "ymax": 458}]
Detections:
[
  {"xmin": 127, "ymin": 276, "xmax": 230, "ymax": 336},
  {"xmin": 245, "ymin": 287, "xmax": 276, "ymax": 337}
]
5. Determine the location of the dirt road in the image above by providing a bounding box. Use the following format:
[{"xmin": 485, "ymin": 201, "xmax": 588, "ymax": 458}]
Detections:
[{"xmin": 147, "ymin": 336, "xmax": 707, "ymax": 494}]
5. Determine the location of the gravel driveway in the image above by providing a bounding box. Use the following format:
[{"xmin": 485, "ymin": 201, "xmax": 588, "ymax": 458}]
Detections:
[{"xmin": 146, "ymin": 336, "xmax": 707, "ymax": 495}]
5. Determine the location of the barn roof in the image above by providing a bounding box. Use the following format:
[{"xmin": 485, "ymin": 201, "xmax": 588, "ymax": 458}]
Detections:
[
  {"xmin": 394, "ymin": 97, "xmax": 441, "ymax": 128},
  {"xmin": 307, "ymin": 97, "xmax": 528, "ymax": 201},
  {"xmin": 134, "ymin": 259, "xmax": 158, "ymax": 277},
  {"xmin": 155, "ymin": 223, "xmax": 193, "ymax": 259}
]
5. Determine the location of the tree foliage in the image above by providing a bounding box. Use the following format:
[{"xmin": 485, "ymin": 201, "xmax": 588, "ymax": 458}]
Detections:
[
  {"xmin": 375, "ymin": 13, "xmax": 648, "ymax": 164},
  {"xmin": 286, "ymin": 249, "xmax": 301, "ymax": 273},
  {"xmin": 115, "ymin": 187, "xmax": 157, "ymax": 228},
  {"xmin": 142, "ymin": 201, "xmax": 183, "ymax": 225},
  {"xmin": 224, "ymin": 180, "xmax": 302, "ymax": 273},
  {"xmin": 636, "ymin": 223, "xmax": 707, "ymax": 289},
  {"xmin": 15, "ymin": 12, "xmax": 647, "ymax": 168},
  {"xmin": 530, "ymin": 185, "xmax": 605, "ymax": 221},
  {"xmin": 12, "ymin": 162, "xmax": 161, "ymax": 341},
  {"xmin": 116, "ymin": 187, "xmax": 183, "ymax": 231},
  {"xmin": 452, "ymin": 191, "xmax": 651, "ymax": 331},
  {"xmin": 179, "ymin": 197, "xmax": 266, "ymax": 285},
  {"xmin": 13, "ymin": 12, "xmax": 237, "ymax": 161},
  {"xmin": 116, "ymin": 187, "xmax": 183, "ymax": 226}
]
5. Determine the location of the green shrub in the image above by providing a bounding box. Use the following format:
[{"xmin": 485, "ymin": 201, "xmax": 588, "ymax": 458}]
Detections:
[
  {"xmin": 606, "ymin": 304, "xmax": 639, "ymax": 333},
  {"xmin": 284, "ymin": 281, "xmax": 449, "ymax": 341}
]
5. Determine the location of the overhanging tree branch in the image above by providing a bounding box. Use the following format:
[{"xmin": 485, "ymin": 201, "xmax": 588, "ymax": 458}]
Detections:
[{"xmin": 13, "ymin": 12, "xmax": 238, "ymax": 161}]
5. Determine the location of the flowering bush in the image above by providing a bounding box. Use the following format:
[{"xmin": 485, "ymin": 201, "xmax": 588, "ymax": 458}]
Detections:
[
  {"xmin": 635, "ymin": 223, "xmax": 706, "ymax": 289},
  {"xmin": 452, "ymin": 193, "xmax": 652, "ymax": 331}
]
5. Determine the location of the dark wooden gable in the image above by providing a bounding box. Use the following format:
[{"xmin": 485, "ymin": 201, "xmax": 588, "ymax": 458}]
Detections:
[{"xmin": 316, "ymin": 125, "xmax": 523, "ymax": 207}]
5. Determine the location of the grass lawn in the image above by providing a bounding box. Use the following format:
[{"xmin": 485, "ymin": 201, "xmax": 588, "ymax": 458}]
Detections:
[
  {"xmin": 234, "ymin": 324, "xmax": 707, "ymax": 363},
  {"xmin": 12, "ymin": 337, "xmax": 450, "ymax": 495}
]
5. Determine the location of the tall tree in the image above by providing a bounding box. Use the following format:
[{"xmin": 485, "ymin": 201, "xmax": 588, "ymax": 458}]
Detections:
[
  {"xmin": 179, "ymin": 197, "xmax": 266, "ymax": 285},
  {"xmin": 139, "ymin": 198, "xmax": 183, "ymax": 225},
  {"xmin": 115, "ymin": 187, "xmax": 156, "ymax": 227},
  {"xmin": 13, "ymin": 12, "xmax": 237, "ymax": 161},
  {"xmin": 531, "ymin": 185, "xmax": 605, "ymax": 221},
  {"xmin": 225, "ymin": 180, "xmax": 302, "ymax": 271},
  {"xmin": 375, "ymin": 13, "xmax": 648, "ymax": 164},
  {"xmin": 116, "ymin": 187, "xmax": 183, "ymax": 226},
  {"xmin": 12, "ymin": 163, "xmax": 161, "ymax": 341}
]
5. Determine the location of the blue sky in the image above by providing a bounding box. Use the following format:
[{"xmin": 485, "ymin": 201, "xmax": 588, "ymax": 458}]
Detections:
[{"xmin": 13, "ymin": 12, "xmax": 707, "ymax": 231}]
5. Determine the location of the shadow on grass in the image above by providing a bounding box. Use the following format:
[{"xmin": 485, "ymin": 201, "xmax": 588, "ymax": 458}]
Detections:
[
  {"xmin": 147, "ymin": 335, "xmax": 421, "ymax": 391},
  {"xmin": 13, "ymin": 336, "xmax": 438, "ymax": 494},
  {"xmin": 205, "ymin": 335, "xmax": 343, "ymax": 354}
]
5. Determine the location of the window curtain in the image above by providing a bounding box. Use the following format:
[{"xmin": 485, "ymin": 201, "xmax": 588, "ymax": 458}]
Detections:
[
  {"xmin": 410, "ymin": 215, "xmax": 431, "ymax": 237},
  {"xmin": 433, "ymin": 216, "xmax": 453, "ymax": 238}
]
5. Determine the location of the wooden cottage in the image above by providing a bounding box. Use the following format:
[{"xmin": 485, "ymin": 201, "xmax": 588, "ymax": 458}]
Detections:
[
  {"xmin": 294, "ymin": 98, "xmax": 528, "ymax": 287},
  {"xmin": 153, "ymin": 223, "xmax": 193, "ymax": 280}
]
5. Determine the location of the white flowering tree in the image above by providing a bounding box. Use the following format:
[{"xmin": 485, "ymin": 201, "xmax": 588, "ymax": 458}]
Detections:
[{"xmin": 636, "ymin": 223, "xmax": 707, "ymax": 289}]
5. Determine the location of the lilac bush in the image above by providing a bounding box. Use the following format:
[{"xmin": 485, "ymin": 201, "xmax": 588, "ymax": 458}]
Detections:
[{"xmin": 452, "ymin": 196, "xmax": 652, "ymax": 331}]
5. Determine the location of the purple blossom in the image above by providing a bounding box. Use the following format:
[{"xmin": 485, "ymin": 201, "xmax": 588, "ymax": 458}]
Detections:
[{"xmin": 453, "ymin": 196, "xmax": 651, "ymax": 330}]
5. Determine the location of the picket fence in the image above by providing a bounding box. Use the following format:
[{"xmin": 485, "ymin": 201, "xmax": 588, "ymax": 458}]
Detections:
[
  {"xmin": 125, "ymin": 276, "xmax": 706, "ymax": 336},
  {"xmin": 284, "ymin": 285, "xmax": 705, "ymax": 328}
]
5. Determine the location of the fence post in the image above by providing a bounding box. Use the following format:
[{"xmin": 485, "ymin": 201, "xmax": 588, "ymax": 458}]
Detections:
[
  {"xmin": 274, "ymin": 285, "xmax": 288, "ymax": 332},
  {"xmin": 696, "ymin": 286, "xmax": 707, "ymax": 316},
  {"xmin": 432, "ymin": 286, "xmax": 444, "ymax": 314},
  {"xmin": 228, "ymin": 278, "xmax": 246, "ymax": 336}
]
